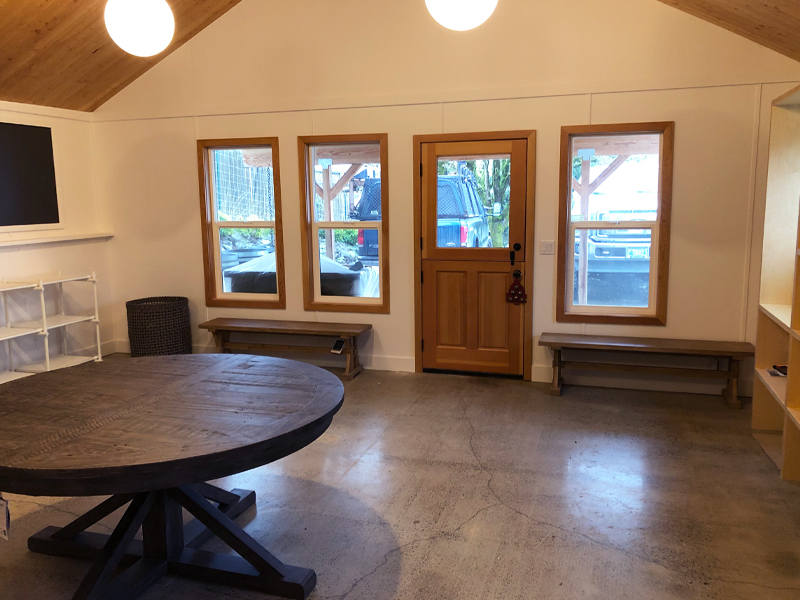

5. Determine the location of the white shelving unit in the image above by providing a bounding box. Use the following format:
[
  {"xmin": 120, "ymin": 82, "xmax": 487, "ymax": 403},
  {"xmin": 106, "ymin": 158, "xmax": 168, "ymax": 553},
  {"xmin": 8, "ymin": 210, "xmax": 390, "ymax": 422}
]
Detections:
[{"xmin": 0, "ymin": 273, "xmax": 102, "ymax": 384}]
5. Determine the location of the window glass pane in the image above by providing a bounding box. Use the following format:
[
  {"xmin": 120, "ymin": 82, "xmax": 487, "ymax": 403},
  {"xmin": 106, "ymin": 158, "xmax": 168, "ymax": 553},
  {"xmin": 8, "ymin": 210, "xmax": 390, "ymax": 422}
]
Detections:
[
  {"xmin": 572, "ymin": 228, "xmax": 651, "ymax": 308},
  {"xmin": 212, "ymin": 148, "xmax": 275, "ymax": 222},
  {"xmin": 437, "ymin": 156, "xmax": 509, "ymax": 248},
  {"xmin": 310, "ymin": 144, "xmax": 381, "ymax": 223},
  {"xmin": 219, "ymin": 227, "xmax": 276, "ymax": 294},
  {"xmin": 318, "ymin": 228, "xmax": 380, "ymax": 298},
  {"xmin": 569, "ymin": 133, "xmax": 660, "ymax": 223}
]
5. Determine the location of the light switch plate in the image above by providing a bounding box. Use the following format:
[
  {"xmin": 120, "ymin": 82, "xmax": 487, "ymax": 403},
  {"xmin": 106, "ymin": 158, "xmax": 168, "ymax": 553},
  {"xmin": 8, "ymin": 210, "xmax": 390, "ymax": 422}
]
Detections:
[{"xmin": 540, "ymin": 240, "xmax": 555, "ymax": 255}]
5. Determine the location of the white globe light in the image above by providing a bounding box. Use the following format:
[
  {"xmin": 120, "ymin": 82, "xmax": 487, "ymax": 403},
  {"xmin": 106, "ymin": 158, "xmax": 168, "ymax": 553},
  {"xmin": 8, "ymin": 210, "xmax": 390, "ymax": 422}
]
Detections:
[
  {"xmin": 104, "ymin": 0, "xmax": 175, "ymax": 57},
  {"xmin": 425, "ymin": 0, "xmax": 498, "ymax": 31}
]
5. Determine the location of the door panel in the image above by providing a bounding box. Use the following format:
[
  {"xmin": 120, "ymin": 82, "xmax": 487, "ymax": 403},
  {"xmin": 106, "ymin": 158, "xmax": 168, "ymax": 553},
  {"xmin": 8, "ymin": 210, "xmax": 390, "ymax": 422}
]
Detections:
[
  {"xmin": 436, "ymin": 271, "xmax": 468, "ymax": 347},
  {"xmin": 479, "ymin": 272, "xmax": 509, "ymax": 349},
  {"xmin": 423, "ymin": 260, "xmax": 523, "ymax": 374}
]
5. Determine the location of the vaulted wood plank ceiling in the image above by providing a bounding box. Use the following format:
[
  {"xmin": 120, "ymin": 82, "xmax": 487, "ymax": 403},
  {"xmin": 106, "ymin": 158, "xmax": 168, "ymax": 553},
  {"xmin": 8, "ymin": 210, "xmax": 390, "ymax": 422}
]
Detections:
[
  {"xmin": 655, "ymin": 0, "xmax": 800, "ymax": 61},
  {"xmin": 0, "ymin": 0, "xmax": 242, "ymax": 112},
  {"xmin": 0, "ymin": 1, "xmax": 798, "ymax": 113}
]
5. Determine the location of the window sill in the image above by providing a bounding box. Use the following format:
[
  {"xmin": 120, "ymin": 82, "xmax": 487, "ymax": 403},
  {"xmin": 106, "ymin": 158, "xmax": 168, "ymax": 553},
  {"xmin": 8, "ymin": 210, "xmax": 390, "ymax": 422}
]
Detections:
[
  {"xmin": 305, "ymin": 300, "xmax": 389, "ymax": 314},
  {"xmin": 557, "ymin": 312, "xmax": 666, "ymax": 326},
  {"xmin": 206, "ymin": 297, "xmax": 286, "ymax": 310}
]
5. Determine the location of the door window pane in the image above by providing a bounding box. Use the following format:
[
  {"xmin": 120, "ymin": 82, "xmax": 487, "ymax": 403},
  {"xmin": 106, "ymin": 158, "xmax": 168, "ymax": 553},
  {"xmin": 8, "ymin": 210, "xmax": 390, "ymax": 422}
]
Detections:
[
  {"xmin": 572, "ymin": 228, "xmax": 651, "ymax": 308},
  {"xmin": 219, "ymin": 227, "xmax": 276, "ymax": 294},
  {"xmin": 212, "ymin": 148, "xmax": 275, "ymax": 222},
  {"xmin": 569, "ymin": 133, "xmax": 660, "ymax": 223},
  {"xmin": 437, "ymin": 156, "xmax": 510, "ymax": 248},
  {"xmin": 318, "ymin": 228, "xmax": 380, "ymax": 298},
  {"xmin": 310, "ymin": 144, "xmax": 381, "ymax": 223}
]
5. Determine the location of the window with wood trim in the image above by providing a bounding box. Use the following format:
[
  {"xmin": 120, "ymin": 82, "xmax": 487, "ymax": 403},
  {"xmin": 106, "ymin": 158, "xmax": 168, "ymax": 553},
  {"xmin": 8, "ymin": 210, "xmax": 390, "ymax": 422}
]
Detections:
[
  {"xmin": 298, "ymin": 134, "xmax": 389, "ymax": 313},
  {"xmin": 197, "ymin": 138, "xmax": 286, "ymax": 309},
  {"xmin": 557, "ymin": 123, "xmax": 674, "ymax": 325}
]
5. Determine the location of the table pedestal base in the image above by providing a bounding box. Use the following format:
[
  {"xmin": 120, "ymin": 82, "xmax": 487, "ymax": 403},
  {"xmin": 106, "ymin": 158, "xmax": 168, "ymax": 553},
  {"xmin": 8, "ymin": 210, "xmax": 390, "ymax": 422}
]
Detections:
[{"xmin": 27, "ymin": 484, "xmax": 316, "ymax": 600}]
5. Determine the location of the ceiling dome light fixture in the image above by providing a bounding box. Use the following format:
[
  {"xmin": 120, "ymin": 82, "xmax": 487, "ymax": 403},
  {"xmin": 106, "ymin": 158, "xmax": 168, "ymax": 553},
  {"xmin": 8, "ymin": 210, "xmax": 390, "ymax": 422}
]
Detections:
[
  {"xmin": 104, "ymin": 0, "xmax": 175, "ymax": 57},
  {"xmin": 425, "ymin": 0, "xmax": 498, "ymax": 31}
]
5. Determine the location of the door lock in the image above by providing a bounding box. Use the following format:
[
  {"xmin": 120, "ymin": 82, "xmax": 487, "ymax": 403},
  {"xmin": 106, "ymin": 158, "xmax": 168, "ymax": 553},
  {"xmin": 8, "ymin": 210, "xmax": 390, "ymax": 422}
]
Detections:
[{"xmin": 510, "ymin": 243, "xmax": 522, "ymax": 266}]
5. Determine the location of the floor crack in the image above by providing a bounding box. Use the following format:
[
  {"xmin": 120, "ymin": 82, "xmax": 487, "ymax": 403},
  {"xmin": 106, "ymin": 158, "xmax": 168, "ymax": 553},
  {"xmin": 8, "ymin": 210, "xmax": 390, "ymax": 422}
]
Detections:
[
  {"xmin": 459, "ymin": 401, "xmax": 800, "ymax": 593},
  {"xmin": 322, "ymin": 500, "xmax": 501, "ymax": 600},
  {"xmin": 462, "ymin": 403, "xmax": 756, "ymax": 589},
  {"xmin": 704, "ymin": 578, "xmax": 800, "ymax": 592}
]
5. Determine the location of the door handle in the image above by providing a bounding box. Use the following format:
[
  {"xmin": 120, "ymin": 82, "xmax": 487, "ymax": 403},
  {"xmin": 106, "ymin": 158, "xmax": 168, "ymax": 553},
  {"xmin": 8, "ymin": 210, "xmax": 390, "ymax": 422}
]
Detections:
[{"xmin": 510, "ymin": 243, "xmax": 522, "ymax": 266}]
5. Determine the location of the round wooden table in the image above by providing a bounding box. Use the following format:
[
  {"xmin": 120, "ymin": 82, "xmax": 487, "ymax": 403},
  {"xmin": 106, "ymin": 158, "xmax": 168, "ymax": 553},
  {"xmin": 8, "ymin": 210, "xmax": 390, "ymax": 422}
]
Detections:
[{"xmin": 0, "ymin": 354, "xmax": 344, "ymax": 600}]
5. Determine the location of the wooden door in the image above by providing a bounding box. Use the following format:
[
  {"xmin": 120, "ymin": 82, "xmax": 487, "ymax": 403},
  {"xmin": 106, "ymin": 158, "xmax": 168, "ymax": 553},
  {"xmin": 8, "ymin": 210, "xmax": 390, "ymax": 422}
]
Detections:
[{"xmin": 420, "ymin": 139, "xmax": 528, "ymax": 375}]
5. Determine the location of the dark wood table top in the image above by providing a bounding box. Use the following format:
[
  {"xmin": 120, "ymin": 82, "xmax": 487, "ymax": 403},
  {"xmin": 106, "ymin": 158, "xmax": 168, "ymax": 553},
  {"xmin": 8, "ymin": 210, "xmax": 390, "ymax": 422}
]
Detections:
[
  {"xmin": 0, "ymin": 354, "xmax": 344, "ymax": 497},
  {"xmin": 199, "ymin": 318, "xmax": 372, "ymax": 338},
  {"xmin": 539, "ymin": 332, "xmax": 755, "ymax": 359}
]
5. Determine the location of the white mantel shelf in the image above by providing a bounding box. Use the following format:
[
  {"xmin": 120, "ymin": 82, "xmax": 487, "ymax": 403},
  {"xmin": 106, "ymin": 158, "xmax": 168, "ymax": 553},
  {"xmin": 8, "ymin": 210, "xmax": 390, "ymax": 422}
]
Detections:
[{"xmin": 0, "ymin": 232, "xmax": 114, "ymax": 249}]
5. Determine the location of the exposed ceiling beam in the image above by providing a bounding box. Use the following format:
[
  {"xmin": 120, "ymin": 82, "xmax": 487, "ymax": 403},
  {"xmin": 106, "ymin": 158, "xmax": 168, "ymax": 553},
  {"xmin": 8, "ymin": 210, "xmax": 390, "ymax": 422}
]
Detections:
[
  {"xmin": 654, "ymin": 0, "xmax": 800, "ymax": 62},
  {"xmin": 0, "ymin": 0, "xmax": 243, "ymax": 112}
]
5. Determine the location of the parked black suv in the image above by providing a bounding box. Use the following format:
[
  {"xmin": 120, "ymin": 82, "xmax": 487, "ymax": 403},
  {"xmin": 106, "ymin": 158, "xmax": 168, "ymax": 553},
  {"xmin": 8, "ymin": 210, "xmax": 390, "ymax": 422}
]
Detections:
[{"xmin": 354, "ymin": 173, "xmax": 490, "ymax": 263}]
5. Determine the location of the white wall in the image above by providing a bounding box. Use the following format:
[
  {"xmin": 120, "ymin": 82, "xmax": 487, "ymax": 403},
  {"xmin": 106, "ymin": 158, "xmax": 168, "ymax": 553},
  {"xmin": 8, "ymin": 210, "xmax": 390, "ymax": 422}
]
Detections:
[
  {"xmin": 86, "ymin": 0, "xmax": 800, "ymax": 387},
  {"xmin": 0, "ymin": 101, "xmax": 116, "ymax": 356}
]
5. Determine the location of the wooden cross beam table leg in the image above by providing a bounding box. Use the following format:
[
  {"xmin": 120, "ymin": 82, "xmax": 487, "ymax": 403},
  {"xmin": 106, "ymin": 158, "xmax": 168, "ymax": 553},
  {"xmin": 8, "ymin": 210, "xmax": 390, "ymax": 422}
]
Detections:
[{"xmin": 28, "ymin": 483, "xmax": 315, "ymax": 600}]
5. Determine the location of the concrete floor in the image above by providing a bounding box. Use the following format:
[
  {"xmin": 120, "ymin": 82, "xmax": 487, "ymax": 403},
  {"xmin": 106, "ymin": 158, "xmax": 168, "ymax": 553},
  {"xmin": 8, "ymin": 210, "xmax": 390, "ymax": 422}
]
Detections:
[{"xmin": 1, "ymin": 370, "xmax": 800, "ymax": 599}]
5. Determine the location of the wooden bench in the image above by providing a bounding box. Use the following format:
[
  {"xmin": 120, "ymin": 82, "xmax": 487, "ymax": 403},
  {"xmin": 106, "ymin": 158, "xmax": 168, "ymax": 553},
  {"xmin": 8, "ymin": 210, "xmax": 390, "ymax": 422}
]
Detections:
[
  {"xmin": 199, "ymin": 318, "xmax": 372, "ymax": 380},
  {"xmin": 538, "ymin": 333, "xmax": 755, "ymax": 408}
]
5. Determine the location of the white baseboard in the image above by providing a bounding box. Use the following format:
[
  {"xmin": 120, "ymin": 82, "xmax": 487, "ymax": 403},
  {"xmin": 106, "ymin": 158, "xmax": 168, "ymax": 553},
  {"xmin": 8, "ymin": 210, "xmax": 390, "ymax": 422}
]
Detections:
[
  {"xmin": 100, "ymin": 340, "xmax": 117, "ymax": 357},
  {"xmin": 531, "ymin": 364, "xmax": 554, "ymax": 383},
  {"xmin": 112, "ymin": 339, "xmax": 416, "ymax": 373}
]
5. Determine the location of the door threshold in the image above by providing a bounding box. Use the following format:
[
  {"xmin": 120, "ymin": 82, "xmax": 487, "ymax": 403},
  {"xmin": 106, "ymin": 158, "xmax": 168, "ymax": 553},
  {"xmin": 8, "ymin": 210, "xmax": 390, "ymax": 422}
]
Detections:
[{"xmin": 423, "ymin": 368, "xmax": 523, "ymax": 380}]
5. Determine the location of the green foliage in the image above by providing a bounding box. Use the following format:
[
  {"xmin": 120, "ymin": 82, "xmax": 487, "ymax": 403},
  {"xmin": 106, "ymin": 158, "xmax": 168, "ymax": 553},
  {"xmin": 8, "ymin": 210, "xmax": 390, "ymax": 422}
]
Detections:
[
  {"xmin": 318, "ymin": 229, "xmax": 358, "ymax": 247},
  {"xmin": 337, "ymin": 229, "xmax": 358, "ymax": 246},
  {"xmin": 463, "ymin": 159, "xmax": 511, "ymax": 248},
  {"xmin": 220, "ymin": 227, "xmax": 274, "ymax": 250}
]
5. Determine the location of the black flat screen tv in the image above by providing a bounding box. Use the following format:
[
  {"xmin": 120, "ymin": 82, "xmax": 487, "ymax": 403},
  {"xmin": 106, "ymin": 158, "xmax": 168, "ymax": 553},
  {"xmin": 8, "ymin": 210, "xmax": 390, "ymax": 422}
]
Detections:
[{"xmin": 0, "ymin": 122, "xmax": 59, "ymax": 228}]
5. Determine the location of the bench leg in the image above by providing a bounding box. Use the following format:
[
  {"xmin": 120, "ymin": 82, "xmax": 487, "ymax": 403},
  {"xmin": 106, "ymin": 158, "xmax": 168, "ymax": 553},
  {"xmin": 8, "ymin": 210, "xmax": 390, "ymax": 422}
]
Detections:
[
  {"xmin": 724, "ymin": 358, "xmax": 742, "ymax": 409},
  {"xmin": 550, "ymin": 349, "xmax": 563, "ymax": 396},
  {"xmin": 211, "ymin": 331, "xmax": 223, "ymax": 353},
  {"xmin": 211, "ymin": 331, "xmax": 232, "ymax": 354},
  {"xmin": 341, "ymin": 338, "xmax": 364, "ymax": 381}
]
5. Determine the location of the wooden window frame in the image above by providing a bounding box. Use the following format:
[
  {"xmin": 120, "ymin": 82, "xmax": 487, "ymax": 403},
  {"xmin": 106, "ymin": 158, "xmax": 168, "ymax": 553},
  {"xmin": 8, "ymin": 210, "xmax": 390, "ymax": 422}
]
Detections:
[
  {"xmin": 297, "ymin": 134, "xmax": 390, "ymax": 314},
  {"xmin": 556, "ymin": 122, "xmax": 675, "ymax": 326},
  {"xmin": 197, "ymin": 137, "xmax": 286, "ymax": 309}
]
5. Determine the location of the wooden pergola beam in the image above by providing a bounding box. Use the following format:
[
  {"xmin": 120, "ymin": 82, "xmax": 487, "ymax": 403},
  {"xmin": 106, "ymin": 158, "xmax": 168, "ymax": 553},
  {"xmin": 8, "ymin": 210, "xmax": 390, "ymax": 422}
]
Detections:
[
  {"xmin": 589, "ymin": 155, "xmax": 630, "ymax": 195},
  {"xmin": 570, "ymin": 155, "xmax": 631, "ymax": 197},
  {"xmin": 572, "ymin": 135, "xmax": 659, "ymax": 156},
  {"xmin": 314, "ymin": 145, "xmax": 379, "ymax": 164},
  {"xmin": 329, "ymin": 164, "xmax": 364, "ymax": 199},
  {"xmin": 241, "ymin": 147, "xmax": 273, "ymax": 168}
]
